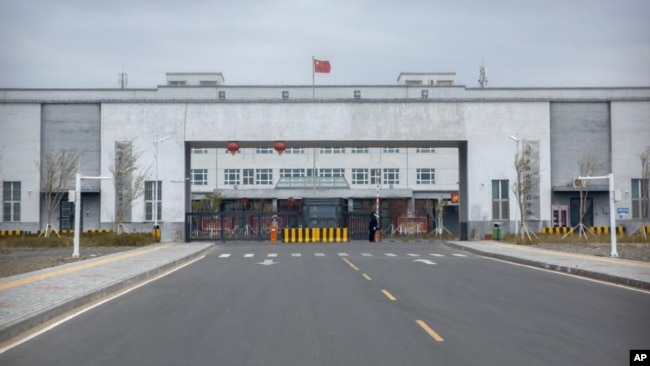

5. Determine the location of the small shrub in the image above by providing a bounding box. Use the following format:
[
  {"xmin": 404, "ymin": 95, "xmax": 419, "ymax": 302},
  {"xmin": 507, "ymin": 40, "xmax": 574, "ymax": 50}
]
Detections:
[{"xmin": 0, "ymin": 232, "xmax": 157, "ymax": 248}]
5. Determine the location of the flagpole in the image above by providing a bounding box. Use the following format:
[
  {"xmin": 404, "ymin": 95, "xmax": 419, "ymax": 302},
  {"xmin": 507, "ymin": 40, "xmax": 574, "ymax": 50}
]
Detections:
[{"xmin": 312, "ymin": 56, "xmax": 315, "ymax": 99}]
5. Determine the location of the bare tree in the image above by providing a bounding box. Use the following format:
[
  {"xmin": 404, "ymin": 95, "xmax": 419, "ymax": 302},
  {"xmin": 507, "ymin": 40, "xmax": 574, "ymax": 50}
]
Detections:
[
  {"xmin": 192, "ymin": 189, "xmax": 224, "ymax": 213},
  {"xmin": 433, "ymin": 199, "xmax": 452, "ymax": 237},
  {"xmin": 512, "ymin": 142, "xmax": 540, "ymax": 243},
  {"xmin": 570, "ymin": 153, "xmax": 606, "ymax": 240},
  {"xmin": 108, "ymin": 141, "xmax": 150, "ymax": 234},
  {"xmin": 35, "ymin": 149, "xmax": 79, "ymax": 237}
]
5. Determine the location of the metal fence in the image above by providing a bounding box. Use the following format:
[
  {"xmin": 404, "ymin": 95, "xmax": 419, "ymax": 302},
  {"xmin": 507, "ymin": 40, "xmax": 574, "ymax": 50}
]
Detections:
[{"xmin": 186, "ymin": 211, "xmax": 303, "ymax": 242}]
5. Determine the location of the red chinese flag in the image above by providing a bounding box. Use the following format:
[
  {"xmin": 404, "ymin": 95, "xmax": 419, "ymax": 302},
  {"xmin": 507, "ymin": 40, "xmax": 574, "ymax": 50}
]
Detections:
[{"xmin": 314, "ymin": 59, "xmax": 331, "ymax": 73}]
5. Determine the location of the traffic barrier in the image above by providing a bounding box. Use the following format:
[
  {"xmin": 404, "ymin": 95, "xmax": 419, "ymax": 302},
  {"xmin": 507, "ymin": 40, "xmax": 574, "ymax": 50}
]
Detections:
[
  {"xmin": 541, "ymin": 226, "xmax": 626, "ymax": 235},
  {"xmin": 540, "ymin": 227, "xmax": 573, "ymax": 235},
  {"xmin": 283, "ymin": 227, "xmax": 348, "ymax": 243},
  {"xmin": 0, "ymin": 230, "xmax": 22, "ymax": 236}
]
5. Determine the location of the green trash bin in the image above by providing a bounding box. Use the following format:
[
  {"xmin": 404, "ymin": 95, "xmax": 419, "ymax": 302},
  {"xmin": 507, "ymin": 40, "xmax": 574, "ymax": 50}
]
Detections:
[{"xmin": 493, "ymin": 223, "xmax": 502, "ymax": 240}]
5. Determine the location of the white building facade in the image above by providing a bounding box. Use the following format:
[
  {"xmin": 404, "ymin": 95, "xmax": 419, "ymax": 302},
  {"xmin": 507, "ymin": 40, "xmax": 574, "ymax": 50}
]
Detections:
[{"xmin": 1, "ymin": 73, "xmax": 649, "ymax": 241}]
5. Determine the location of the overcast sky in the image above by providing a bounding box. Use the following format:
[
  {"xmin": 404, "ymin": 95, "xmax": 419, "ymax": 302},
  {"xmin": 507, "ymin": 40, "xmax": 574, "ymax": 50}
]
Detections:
[{"xmin": 1, "ymin": 0, "xmax": 648, "ymax": 88}]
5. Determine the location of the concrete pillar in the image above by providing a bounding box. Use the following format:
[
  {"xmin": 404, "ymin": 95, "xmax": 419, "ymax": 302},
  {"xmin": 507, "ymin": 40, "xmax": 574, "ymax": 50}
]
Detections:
[{"xmin": 459, "ymin": 141, "xmax": 469, "ymax": 240}]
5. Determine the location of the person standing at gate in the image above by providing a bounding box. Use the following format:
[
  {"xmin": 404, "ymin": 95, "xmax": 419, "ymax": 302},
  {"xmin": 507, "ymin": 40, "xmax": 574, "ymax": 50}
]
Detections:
[{"xmin": 369, "ymin": 212, "xmax": 378, "ymax": 242}]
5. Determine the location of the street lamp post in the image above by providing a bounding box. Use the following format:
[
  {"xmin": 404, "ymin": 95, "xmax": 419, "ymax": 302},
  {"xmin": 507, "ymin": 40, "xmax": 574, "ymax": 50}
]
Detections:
[{"xmin": 152, "ymin": 136, "xmax": 170, "ymax": 234}]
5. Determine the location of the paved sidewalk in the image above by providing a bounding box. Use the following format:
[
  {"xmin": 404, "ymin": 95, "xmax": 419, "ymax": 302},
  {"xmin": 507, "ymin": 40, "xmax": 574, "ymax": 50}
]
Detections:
[
  {"xmin": 446, "ymin": 240, "xmax": 650, "ymax": 291},
  {"xmin": 0, "ymin": 243, "xmax": 213, "ymax": 344}
]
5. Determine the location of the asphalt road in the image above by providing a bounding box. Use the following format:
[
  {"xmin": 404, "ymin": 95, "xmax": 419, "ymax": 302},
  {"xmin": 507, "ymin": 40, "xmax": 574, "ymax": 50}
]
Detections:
[{"xmin": 2, "ymin": 242, "xmax": 649, "ymax": 366}]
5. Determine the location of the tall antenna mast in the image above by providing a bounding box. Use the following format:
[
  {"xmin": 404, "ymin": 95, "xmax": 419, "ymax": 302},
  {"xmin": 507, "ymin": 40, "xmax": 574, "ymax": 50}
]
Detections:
[
  {"xmin": 478, "ymin": 59, "xmax": 488, "ymax": 88},
  {"xmin": 117, "ymin": 71, "xmax": 128, "ymax": 89}
]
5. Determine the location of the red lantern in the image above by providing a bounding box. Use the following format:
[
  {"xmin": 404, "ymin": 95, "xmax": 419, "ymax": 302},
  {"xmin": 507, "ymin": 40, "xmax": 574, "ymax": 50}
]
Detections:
[
  {"xmin": 227, "ymin": 141, "xmax": 239, "ymax": 156},
  {"xmin": 241, "ymin": 198, "xmax": 248, "ymax": 208},
  {"xmin": 274, "ymin": 141, "xmax": 286, "ymax": 156}
]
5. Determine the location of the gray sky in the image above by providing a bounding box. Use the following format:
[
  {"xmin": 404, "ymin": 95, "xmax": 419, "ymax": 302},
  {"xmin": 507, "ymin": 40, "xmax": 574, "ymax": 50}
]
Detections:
[{"xmin": 1, "ymin": 0, "xmax": 648, "ymax": 88}]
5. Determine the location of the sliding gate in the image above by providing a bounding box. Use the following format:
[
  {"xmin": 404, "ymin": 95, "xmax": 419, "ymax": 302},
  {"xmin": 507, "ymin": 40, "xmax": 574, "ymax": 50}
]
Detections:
[{"xmin": 186, "ymin": 211, "xmax": 303, "ymax": 242}]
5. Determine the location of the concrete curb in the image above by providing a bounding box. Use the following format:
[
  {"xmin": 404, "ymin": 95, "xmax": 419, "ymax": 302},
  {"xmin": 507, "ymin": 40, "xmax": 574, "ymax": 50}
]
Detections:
[
  {"xmin": 444, "ymin": 242, "xmax": 650, "ymax": 291},
  {"xmin": 0, "ymin": 244, "xmax": 214, "ymax": 344}
]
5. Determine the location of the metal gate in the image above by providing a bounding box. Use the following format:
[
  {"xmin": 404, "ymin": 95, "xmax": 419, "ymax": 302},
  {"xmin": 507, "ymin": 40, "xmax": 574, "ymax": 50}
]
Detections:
[
  {"xmin": 343, "ymin": 211, "xmax": 371, "ymax": 240},
  {"xmin": 186, "ymin": 211, "xmax": 303, "ymax": 242}
]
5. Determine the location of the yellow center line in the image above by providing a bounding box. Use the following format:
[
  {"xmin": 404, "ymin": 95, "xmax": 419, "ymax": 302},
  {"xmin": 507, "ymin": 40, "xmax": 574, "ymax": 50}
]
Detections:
[
  {"xmin": 342, "ymin": 257, "xmax": 359, "ymax": 271},
  {"xmin": 416, "ymin": 320, "xmax": 445, "ymax": 342},
  {"xmin": 0, "ymin": 244, "xmax": 172, "ymax": 291},
  {"xmin": 381, "ymin": 289, "xmax": 397, "ymax": 301},
  {"xmin": 362, "ymin": 273, "xmax": 372, "ymax": 281}
]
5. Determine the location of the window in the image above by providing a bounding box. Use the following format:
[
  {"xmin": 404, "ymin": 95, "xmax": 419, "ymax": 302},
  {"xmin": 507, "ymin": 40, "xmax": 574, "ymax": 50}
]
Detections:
[
  {"xmin": 192, "ymin": 148, "xmax": 208, "ymax": 154},
  {"xmin": 320, "ymin": 147, "xmax": 345, "ymax": 154},
  {"xmin": 144, "ymin": 181, "xmax": 162, "ymax": 222},
  {"xmin": 256, "ymin": 147, "xmax": 274, "ymax": 154},
  {"xmin": 2, "ymin": 181, "xmax": 20, "ymax": 222},
  {"xmin": 350, "ymin": 147, "xmax": 369, "ymax": 154},
  {"xmin": 383, "ymin": 168, "xmax": 399, "ymax": 185},
  {"xmin": 282, "ymin": 91, "xmax": 289, "ymax": 100},
  {"xmin": 280, "ymin": 169, "xmax": 305, "ymax": 178},
  {"xmin": 416, "ymin": 147, "xmax": 435, "ymax": 153},
  {"xmin": 256, "ymin": 169, "xmax": 273, "ymax": 185},
  {"xmin": 632, "ymin": 179, "xmax": 648, "ymax": 219},
  {"xmin": 370, "ymin": 168, "xmax": 381, "ymax": 185},
  {"xmin": 319, "ymin": 168, "xmax": 344, "ymax": 177},
  {"xmin": 243, "ymin": 169, "xmax": 254, "ymax": 185},
  {"xmin": 492, "ymin": 180, "xmax": 510, "ymax": 220},
  {"xmin": 421, "ymin": 90, "xmax": 429, "ymax": 99},
  {"xmin": 191, "ymin": 169, "xmax": 208, "ymax": 185},
  {"xmin": 352, "ymin": 169, "xmax": 368, "ymax": 185},
  {"xmin": 285, "ymin": 147, "xmax": 305, "ymax": 154},
  {"xmin": 354, "ymin": 90, "xmax": 361, "ymax": 99},
  {"xmin": 383, "ymin": 148, "xmax": 399, "ymax": 153},
  {"xmin": 218, "ymin": 91, "xmax": 226, "ymax": 100},
  {"xmin": 416, "ymin": 168, "xmax": 435, "ymax": 184},
  {"xmin": 224, "ymin": 169, "xmax": 240, "ymax": 185}
]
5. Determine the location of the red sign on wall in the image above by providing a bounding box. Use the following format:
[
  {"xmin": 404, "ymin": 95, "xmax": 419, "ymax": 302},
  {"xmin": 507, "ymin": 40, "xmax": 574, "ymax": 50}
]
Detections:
[{"xmin": 450, "ymin": 192, "xmax": 460, "ymax": 204}]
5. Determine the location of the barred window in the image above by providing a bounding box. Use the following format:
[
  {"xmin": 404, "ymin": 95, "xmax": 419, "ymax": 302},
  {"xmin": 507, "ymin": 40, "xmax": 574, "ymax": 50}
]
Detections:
[
  {"xmin": 243, "ymin": 169, "xmax": 254, "ymax": 185},
  {"xmin": 383, "ymin": 148, "xmax": 399, "ymax": 153},
  {"xmin": 192, "ymin": 148, "xmax": 209, "ymax": 154},
  {"xmin": 280, "ymin": 169, "xmax": 305, "ymax": 178},
  {"xmin": 319, "ymin": 168, "xmax": 344, "ymax": 177},
  {"xmin": 370, "ymin": 168, "xmax": 381, "ymax": 185},
  {"xmin": 256, "ymin": 147, "xmax": 274, "ymax": 154},
  {"xmin": 416, "ymin": 168, "xmax": 435, "ymax": 184},
  {"xmin": 191, "ymin": 169, "xmax": 208, "ymax": 185},
  {"xmin": 416, "ymin": 148, "xmax": 435, "ymax": 153},
  {"xmin": 256, "ymin": 169, "xmax": 273, "ymax": 185},
  {"xmin": 320, "ymin": 147, "xmax": 345, "ymax": 154},
  {"xmin": 352, "ymin": 169, "xmax": 368, "ymax": 184},
  {"xmin": 350, "ymin": 148, "xmax": 369, "ymax": 154},
  {"xmin": 492, "ymin": 180, "xmax": 510, "ymax": 220},
  {"xmin": 144, "ymin": 181, "xmax": 162, "ymax": 222},
  {"xmin": 2, "ymin": 181, "xmax": 21, "ymax": 222},
  {"xmin": 224, "ymin": 169, "xmax": 240, "ymax": 185},
  {"xmin": 632, "ymin": 179, "xmax": 649, "ymax": 219},
  {"xmin": 383, "ymin": 168, "xmax": 399, "ymax": 184},
  {"xmin": 285, "ymin": 147, "xmax": 305, "ymax": 154}
]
